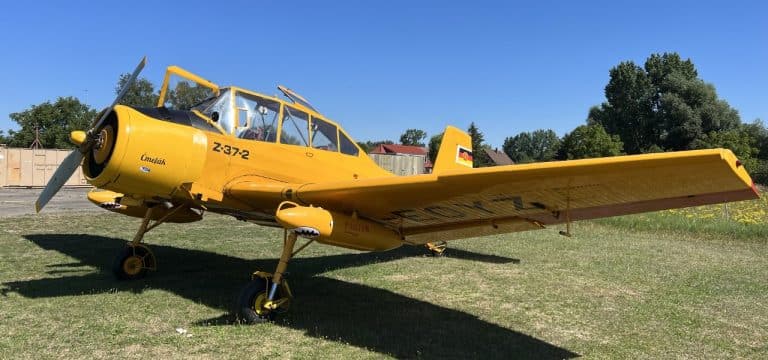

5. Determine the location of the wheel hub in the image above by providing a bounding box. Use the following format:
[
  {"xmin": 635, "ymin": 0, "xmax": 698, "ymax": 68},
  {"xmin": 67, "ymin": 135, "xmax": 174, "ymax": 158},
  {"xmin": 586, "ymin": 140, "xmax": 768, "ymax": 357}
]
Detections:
[
  {"xmin": 122, "ymin": 255, "xmax": 144, "ymax": 276},
  {"xmin": 252, "ymin": 292, "xmax": 271, "ymax": 316}
]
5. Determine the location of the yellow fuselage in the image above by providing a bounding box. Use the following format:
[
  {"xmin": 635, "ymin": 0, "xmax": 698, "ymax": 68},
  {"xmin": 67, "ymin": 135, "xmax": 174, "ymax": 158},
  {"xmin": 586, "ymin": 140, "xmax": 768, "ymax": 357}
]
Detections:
[{"xmin": 84, "ymin": 103, "xmax": 402, "ymax": 251}]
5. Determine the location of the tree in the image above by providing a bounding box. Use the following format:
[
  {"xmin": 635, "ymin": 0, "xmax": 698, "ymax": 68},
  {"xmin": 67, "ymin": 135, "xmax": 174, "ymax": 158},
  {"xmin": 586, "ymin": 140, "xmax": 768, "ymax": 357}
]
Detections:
[
  {"xmin": 502, "ymin": 129, "xmax": 561, "ymax": 163},
  {"xmin": 359, "ymin": 140, "xmax": 394, "ymax": 153},
  {"xmin": 428, "ymin": 132, "xmax": 443, "ymax": 165},
  {"xmin": 557, "ymin": 124, "xmax": 624, "ymax": 160},
  {"xmin": 745, "ymin": 158, "xmax": 768, "ymax": 185},
  {"xmin": 399, "ymin": 128, "xmax": 427, "ymax": 146},
  {"xmin": 742, "ymin": 119, "xmax": 768, "ymax": 159},
  {"xmin": 117, "ymin": 73, "xmax": 158, "ymax": 107},
  {"xmin": 7, "ymin": 97, "xmax": 97, "ymax": 149},
  {"xmin": 691, "ymin": 120, "xmax": 768, "ymax": 185},
  {"xmin": 0, "ymin": 130, "xmax": 8, "ymax": 144},
  {"xmin": 690, "ymin": 127, "xmax": 758, "ymax": 161},
  {"xmin": 589, "ymin": 52, "xmax": 740, "ymax": 153},
  {"xmin": 356, "ymin": 141, "xmax": 371, "ymax": 153},
  {"xmin": 467, "ymin": 122, "xmax": 494, "ymax": 167},
  {"xmin": 587, "ymin": 61, "xmax": 655, "ymax": 154},
  {"xmin": 167, "ymin": 81, "xmax": 212, "ymax": 110}
]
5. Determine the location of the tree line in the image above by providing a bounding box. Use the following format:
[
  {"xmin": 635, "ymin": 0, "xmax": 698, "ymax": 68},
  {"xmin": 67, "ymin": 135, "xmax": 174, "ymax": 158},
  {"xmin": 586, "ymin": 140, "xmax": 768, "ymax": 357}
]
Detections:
[
  {"xmin": 379, "ymin": 53, "xmax": 767, "ymax": 183},
  {"xmin": 509, "ymin": 53, "xmax": 768, "ymax": 183},
  {"xmin": 1, "ymin": 52, "xmax": 765, "ymax": 183},
  {"xmin": 0, "ymin": 74, "xmax": 206, "ymax": 149}
]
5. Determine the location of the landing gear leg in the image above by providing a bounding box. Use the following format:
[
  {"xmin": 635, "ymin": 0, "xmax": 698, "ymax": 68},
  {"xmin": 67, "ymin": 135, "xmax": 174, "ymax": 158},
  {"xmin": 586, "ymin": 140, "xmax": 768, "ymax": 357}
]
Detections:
[
  {"xmin": 112, "ymin": 204, "xmax": 187, "ymax": 280},
  {"xmin": 113, "ymin": 206, "xmax": 157, "ymax": 280},
  {"xmin": 425, "ymin": 241, "xmax": 447, "ymax": 257},
  {"xmin": 238, "ymin": 230, "xmax": 314, "ymax": 323}
]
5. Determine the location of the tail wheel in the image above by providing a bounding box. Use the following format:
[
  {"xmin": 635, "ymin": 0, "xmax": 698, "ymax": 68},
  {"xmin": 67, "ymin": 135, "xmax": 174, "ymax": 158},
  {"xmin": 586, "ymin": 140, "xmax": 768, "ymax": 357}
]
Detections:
[
  {"xmin": 113, "ymin": 244, "xmax": 156, "ymax": 280},
  {"xmin": 237, "ymin": 275, "xmax": 291, "ymax": 324},
  {"xmin": 425, "ymin": 241, "xmax": 448, "ymax": 257}
]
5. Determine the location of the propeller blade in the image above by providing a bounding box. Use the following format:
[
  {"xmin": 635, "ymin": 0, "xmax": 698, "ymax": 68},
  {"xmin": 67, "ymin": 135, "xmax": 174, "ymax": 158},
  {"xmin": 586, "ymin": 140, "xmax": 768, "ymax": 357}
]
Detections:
[
  {"xmin": 35, "ymin": 150, "xmax": 84, "ymax": 213},
  {"xmin": 91, "ymin": 56, "xmax": 147, "ymax": 132},
  {"xmin": 37, "ymin": 56, "xmax": 147, "ymax": 213}
]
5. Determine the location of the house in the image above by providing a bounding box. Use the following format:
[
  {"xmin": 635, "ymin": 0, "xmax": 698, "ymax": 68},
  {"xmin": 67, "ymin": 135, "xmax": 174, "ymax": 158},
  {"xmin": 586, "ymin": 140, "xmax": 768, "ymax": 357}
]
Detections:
[{"xmin": 483, "ymin": 148, "xmax": 514, "ymax": 166}]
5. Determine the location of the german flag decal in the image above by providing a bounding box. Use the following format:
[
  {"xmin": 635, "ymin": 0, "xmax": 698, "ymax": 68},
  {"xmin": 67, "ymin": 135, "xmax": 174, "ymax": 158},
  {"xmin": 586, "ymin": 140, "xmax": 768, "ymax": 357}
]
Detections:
[{"xmin": 456, "ymin": 145, "xmax": 474, "ymax": 168}]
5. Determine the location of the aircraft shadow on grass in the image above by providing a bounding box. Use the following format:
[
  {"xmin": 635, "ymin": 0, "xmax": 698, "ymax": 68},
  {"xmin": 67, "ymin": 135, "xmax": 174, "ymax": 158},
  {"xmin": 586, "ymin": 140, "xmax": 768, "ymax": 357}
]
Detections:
[{"xmin": 3, "ymin": 234, "xmax": 578, "ymax": 359}]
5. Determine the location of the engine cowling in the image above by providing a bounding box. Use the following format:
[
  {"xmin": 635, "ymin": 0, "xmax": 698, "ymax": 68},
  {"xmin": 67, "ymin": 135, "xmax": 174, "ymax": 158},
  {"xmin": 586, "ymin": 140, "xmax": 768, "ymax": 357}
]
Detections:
[
  {"xmin": 275, "ymin": 202, "xmax": 403, "ymax": 251},
  {"xmin": 83, "ymin": 105, "xmax": 208, "ymax": 199}
]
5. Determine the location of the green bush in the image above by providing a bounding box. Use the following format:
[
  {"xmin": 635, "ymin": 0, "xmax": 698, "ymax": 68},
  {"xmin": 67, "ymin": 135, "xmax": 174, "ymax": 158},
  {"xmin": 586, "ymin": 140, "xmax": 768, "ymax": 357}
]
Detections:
[{"xmin": 743, "ymin": 158, "xmax": 768, "ymax": 185}]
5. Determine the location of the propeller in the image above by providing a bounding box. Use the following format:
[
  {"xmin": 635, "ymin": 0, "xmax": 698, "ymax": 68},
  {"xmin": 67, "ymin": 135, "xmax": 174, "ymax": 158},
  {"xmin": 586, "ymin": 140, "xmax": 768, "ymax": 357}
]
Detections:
[{"xmin": 35, "ymin": 56, "xmax": 147, "ymax": 213}]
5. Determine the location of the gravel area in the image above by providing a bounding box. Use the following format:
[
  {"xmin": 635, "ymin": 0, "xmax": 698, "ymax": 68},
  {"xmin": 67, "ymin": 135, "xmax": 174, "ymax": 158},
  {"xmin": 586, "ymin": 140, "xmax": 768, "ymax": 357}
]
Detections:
[{"xmin": 0, "ymin": 187, "xmax": 97, "ymax": 217}]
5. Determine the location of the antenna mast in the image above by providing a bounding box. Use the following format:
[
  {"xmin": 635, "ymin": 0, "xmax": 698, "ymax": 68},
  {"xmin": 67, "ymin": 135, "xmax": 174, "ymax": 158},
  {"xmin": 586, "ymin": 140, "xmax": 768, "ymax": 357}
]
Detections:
[{"xmin": 29, "ymin": 126, "xmax": 43, "ymax": 149}]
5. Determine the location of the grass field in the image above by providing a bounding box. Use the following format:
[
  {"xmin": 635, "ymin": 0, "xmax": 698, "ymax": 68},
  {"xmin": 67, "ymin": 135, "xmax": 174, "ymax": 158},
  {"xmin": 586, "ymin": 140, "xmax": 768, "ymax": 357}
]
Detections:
[{"xmin": 1, "ymin": 198, "xmax": 767, "ymax": 359}]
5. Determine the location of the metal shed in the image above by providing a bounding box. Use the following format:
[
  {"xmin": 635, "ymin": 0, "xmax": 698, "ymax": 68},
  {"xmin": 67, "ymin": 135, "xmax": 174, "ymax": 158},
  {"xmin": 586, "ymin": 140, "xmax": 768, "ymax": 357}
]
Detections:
[
  {"xmin": 369, "ymin": 153, "xmax": 427, "ymax": 176},
  {"xmin": 0, "ymin": 146, "xmax": 88, "ymax": 188}
]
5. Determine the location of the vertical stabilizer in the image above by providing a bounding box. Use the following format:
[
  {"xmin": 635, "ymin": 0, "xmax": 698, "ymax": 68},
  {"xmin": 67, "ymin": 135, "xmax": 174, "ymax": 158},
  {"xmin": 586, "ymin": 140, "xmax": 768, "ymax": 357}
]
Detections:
[{"xmin": 432, "ymin": 126, "xmax": 474, "ymax": 173}]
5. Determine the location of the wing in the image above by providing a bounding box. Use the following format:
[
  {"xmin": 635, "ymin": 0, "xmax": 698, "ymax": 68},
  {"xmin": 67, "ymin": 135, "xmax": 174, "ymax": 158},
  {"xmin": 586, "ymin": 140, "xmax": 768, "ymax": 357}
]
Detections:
[{"xmin": 228, "ymin": 149, "xmax": 758, "ymax": 244}]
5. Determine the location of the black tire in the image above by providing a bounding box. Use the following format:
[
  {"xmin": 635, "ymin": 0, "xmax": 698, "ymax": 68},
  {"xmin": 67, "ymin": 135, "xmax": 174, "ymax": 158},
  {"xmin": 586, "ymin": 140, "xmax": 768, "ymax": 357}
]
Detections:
[
  {"xmin": 237, "ymin": 277, "xmax": 275, "ymax": 324},
  {"xmin": 112, "ymin": 244, "xmax": 155, "ymax": 280}
]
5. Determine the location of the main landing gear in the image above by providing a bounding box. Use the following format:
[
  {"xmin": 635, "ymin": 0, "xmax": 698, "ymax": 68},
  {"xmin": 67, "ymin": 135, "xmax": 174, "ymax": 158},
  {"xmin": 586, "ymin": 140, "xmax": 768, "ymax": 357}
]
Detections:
[
  {"xmin": 113, "ymin": 243, "xmax": 155, "ymax": 280},
  {"xmin": 112, "ymin": 204, "xmax": 188, "ymax": 280},
  {"xmin": 236, "ymin": 229, "xmax": 315, "ymax": 323}
]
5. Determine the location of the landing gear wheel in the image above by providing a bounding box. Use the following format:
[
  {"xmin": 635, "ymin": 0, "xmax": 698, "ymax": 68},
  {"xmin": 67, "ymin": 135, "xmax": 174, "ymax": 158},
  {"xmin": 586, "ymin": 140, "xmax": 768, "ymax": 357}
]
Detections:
[
  {"xmin": 425, "ymin": 241, "xmax": 447, "ymax": 257},
  {"xmin": 237, "ymin": 274, "xmax": 291, "ymax": 324},
  {"xmin": 112, "ymin": 244, "xmax": 156, "ymax": 280}
]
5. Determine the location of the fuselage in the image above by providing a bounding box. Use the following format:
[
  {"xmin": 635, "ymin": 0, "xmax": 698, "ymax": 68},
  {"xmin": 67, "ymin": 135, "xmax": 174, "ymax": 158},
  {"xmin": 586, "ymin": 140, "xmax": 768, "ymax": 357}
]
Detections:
[{"xmin": 84, "ymin": 91, "xmax": 394, "ymax": 225}]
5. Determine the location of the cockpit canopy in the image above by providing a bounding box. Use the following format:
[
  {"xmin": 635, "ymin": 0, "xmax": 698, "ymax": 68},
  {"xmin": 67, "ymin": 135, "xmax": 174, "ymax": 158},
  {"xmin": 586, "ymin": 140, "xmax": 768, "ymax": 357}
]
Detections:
[{"xmin": 157, "ymin": 66, "xmax": 360, "ymax": 157}]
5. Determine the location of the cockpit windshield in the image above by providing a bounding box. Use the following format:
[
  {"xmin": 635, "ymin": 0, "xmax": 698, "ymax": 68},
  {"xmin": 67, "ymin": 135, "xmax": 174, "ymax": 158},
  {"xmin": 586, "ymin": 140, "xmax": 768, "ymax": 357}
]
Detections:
[
  {"xmin": 157, "ymin": 65, "xmax": 220, "ymax": 110},
  {"xmin": 192, "ymin": 89, "xmax": 283, "ymax": 141},
  {"xmin": 194, "ymin": 89, "xmax": 234, "ymax": 134},
  {"xmin": 190, "ymin": 95, "xmax": 218, "ymax": 112}
]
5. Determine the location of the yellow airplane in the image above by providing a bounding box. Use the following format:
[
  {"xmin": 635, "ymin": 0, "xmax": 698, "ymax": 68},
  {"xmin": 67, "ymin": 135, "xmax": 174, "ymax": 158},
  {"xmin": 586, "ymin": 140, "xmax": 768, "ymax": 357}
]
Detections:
[{"xmin": 36, "ymin": 58, "xmax": 760, "ymax": 323}]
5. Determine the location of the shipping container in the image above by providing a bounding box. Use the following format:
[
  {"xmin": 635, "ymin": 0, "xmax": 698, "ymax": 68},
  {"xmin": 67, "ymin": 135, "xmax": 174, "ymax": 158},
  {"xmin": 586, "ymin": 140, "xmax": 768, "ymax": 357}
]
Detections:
[{"xmin": 0, "ymin": 146, "xmax": 88, "ymax": 188}]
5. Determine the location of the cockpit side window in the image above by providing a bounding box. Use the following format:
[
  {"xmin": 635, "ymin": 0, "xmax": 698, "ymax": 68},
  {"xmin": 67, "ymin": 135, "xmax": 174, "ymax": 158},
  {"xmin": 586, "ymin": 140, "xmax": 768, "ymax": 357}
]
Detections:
[
  {"xmin": 311, "ymin": 117, "xmax": 338, "ymax": 152},
  {"xmin": 235, "ymin": 91, "xmax": 280, "ymax": 142},
  {"xmin": 339, "ymin": 132, "xmax": 360, "ymax": 156},
  {"xmin": 280, "ymin": 106, "xmax": 310, "ymax": 146}
]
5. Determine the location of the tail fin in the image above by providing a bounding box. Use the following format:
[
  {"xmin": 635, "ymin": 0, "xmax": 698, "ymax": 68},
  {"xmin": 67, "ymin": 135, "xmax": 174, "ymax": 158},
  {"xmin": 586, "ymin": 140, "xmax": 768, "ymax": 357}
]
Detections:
[{"xmin": 432, "ymin": 126, "xmax": 474, "ymax": 173}]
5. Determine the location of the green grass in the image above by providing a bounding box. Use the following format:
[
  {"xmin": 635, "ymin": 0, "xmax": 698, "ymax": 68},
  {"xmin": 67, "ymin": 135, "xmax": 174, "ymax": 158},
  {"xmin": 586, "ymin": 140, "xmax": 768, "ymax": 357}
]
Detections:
[
  {"xmin": 1, "ymin": 208, "xmax": 767, "ymax": 359},
  {"xmin": 598, "ymin": 189, "xmax": 768, "ymax": 240}
]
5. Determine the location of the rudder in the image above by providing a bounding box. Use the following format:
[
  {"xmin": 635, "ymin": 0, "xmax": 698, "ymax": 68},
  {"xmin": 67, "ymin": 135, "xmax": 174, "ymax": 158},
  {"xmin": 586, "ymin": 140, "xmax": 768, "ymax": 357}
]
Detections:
[{"xmin": 432, "ymin": 126, "xmax": 474, "ymax": 173}]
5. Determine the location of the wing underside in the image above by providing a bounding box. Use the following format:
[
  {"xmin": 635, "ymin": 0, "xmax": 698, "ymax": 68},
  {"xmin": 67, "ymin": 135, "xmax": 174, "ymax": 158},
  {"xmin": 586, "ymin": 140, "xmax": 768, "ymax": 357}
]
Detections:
[{"xmin": 227, "ymin": 149, "xmax": 759, "ymax": 245}]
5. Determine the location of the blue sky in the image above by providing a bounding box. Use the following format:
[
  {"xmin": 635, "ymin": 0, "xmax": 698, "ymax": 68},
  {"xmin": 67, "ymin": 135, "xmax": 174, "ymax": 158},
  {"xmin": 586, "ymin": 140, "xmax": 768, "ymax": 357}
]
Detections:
[{"xmin": 0, "ymin": 0, "xmax": 765, "ymax": 148}]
